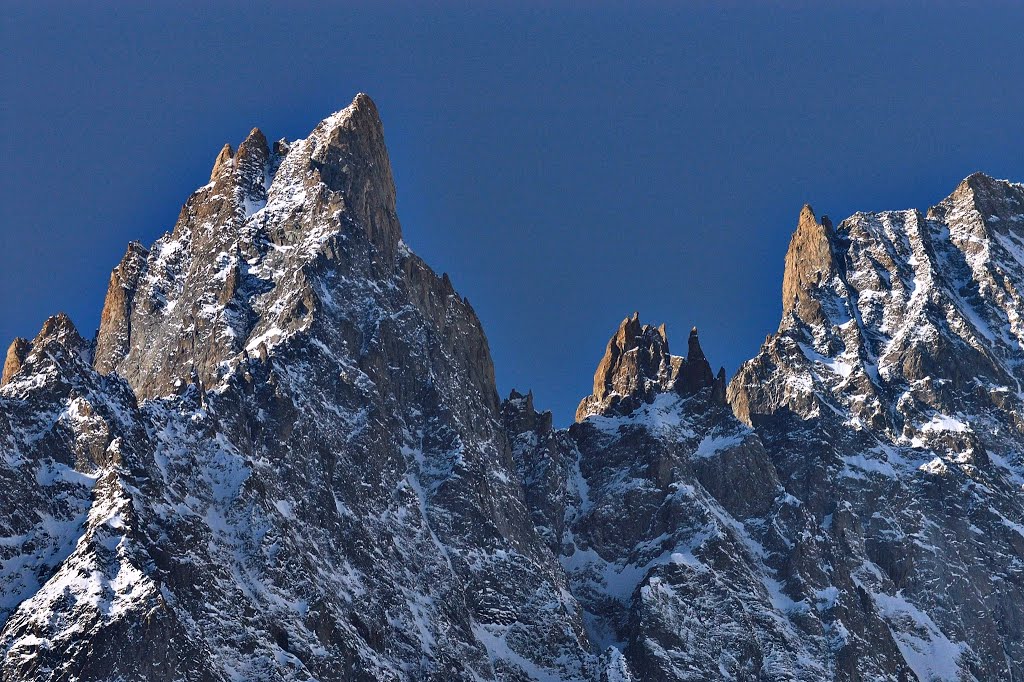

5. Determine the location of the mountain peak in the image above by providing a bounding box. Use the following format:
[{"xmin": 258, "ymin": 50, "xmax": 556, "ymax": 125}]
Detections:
[
  {"xmin": 929, "ymin": 170, "xmax": 1024, "ymax": 233},
  {"xmin": 236, "ymin": 127, "xmax": 269, "ymax": 167},
  {"xmin": 90, "ymin": 93, "xmax": 410, "ymax": 399},
  {"xmin": 6, "ymin": 88, "xmax": 1024, "ymax": 680},
  {"xmin": 575, "ymin": 313, "xmax": 674, "ymax": 420},
  {"xmin": 2, "ymin": 313, "xmax": 89, "ymax": 388},
  {"xmin": 0, "ymin": 337, "xmax": 31, "ymax": 386},
  {"xmin": 210, "ymin": 143, "xmax": 234, "ymax": 181},
  {"xmin": 575, "ymin": 314, "xmax": 723, "ymax": 421},
  {"xmin": 34, "ymin": 312, "xmax": 84, "ymax": 348},
  {"xmin": 780, "ymin": 202, "xmax": 838, "ymax": 325},
  {"xmin": 272, "ymin": 92, "xmax": 401, "ymax": 259}
]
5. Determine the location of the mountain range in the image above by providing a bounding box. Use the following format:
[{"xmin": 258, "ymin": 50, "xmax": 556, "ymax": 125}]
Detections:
[{"xmin": 2, "ymin": 94, "xmax": 1023, "ymax": 681}]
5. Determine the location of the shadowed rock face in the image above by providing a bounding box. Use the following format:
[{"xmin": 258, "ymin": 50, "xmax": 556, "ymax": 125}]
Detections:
[{"xmin": 3, "ymin": 93, "xmax": 1024, "ymax": 682}]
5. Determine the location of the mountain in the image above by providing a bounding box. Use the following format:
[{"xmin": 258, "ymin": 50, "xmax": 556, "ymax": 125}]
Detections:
[
  {"xmin": 1, "ymin": 94, "xmax": 1023, "ymax": 681},
  {"xmin": 0, "ymin": 94, "xmax": 590, "ymax": 682},
  {"xmin": 728, "ymin": 178, "xmax": 1024, "ymax": 680}
]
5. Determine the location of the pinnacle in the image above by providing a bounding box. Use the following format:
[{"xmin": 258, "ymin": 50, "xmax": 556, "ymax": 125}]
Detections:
[
  {"xmin": 210, "ymin": 143, "xmax": 234, "ymax": 181},
  {"xmin": 964, "ymin": 170, "xmax": 996, "ymax": 185},
  {"xmin": 576, "ymin": 313, "xmax": 720, "ymax": 420},
  {"xmin": 292, "ymin": 91, "xmax": 401, "ymax": 259},
  {"xmin": 1, "ymin": 337, "xmax": 31, "ymax": 387},
  {"xmin": 781, "ymin": 201, "xmax": 837, "ymax": 321},
  {"xmin": 687, "ymin": 327, "xmax": 706, "ymax": 361},
  {"xmin": 237, "ymin": 127, "xmax": 269, "ymax": 161},
  {"xmin": 35, "ymin": 312, "xmax": 81, "ymax": 344},
  {"xmin": 1, "ymin": 314, "xmax": 87, "ymax": 385},
  {"xmin": 125, "ymin": 240, "xmax": 148, "ymax": 255},
  {"xmin": 352, "ymin": 92, "xmax": 376, "ymax": 111}
]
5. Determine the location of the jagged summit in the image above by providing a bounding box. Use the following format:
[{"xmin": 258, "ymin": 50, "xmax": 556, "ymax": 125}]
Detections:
[
  {"xmin": 2, "ymin": 313, "xmax": 90, "ymax": 387},
  {"xmin": 930, "ymin": 170, "xmax": 1024, "ymax": 233},
  {"xmin": 733, "ymin": 170, "xmax": 1024, "ymax": 430},
  {"xmin": 0, "ymin": 94, "xmax": 598, "ymax": 682},
  {"xmin": 575, "ymin": 313, "xmax": 724, "ymax": 421},
  {"xmin": 780, "ymin": 203, "xmax": 837, "ymax": 325},
  {"xmin": 87, "ymin": 93, "xmax": 408, "ymax": 400},
  {"xmin": 726, "ymin": 171, "xmax": 1024, "ymax": 679}
]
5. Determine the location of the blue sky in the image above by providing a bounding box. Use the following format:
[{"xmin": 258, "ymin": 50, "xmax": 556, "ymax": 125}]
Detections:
[{"xmin": 3, "ymin": 2, "xmax": 1023, "ymax": 423}]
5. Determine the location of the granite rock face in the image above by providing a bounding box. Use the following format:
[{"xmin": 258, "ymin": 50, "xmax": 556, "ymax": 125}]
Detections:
[
  {"xmin": 2, "ymin": 94, "xmax": 1024, "ymax": 682},
  {"xmin": 508, "ymin": 316, "xmax": 906, "ymax": 681},
  {"xmin": 1, "ymin": 337, "xmax": 31, "ymax": 386},
  {"xmin": 93, "ymin": 241, "xmax": 148, "ymax": 375}
]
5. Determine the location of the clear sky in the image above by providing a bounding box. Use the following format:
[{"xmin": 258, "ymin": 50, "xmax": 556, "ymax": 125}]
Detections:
[{"xmin": 3, "ymin": 2, "xmax": 1024, "ymax": 424}]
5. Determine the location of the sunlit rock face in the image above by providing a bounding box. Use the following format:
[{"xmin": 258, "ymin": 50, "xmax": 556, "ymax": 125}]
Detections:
[
  {"xmin": 574, "ymin": 314, "xmax": 725, "ymax": 422},
  {"xmin": 2, "ymin": 91, "xmax": 1024, "ymax": 681}
]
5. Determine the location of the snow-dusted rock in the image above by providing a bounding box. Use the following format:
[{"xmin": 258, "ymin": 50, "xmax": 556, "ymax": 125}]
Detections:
[
  {"xmin": 729, "ymin": 175, "xmax": 1024, "ymax": 680},
  {"xmin": 1, "ymin": 95, "xmax": 593, "ymax": 681},
  {"xmin": 2, "ymin": 92, "xmax": 1024, "ymax": 681}
]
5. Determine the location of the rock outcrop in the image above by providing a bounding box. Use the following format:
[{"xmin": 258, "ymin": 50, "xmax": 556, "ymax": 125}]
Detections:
[
  {"xmin": 576, "ymin": 314, "xmax": 724, "ymax": 421},
  {"xmin": 1, "ymin": 337, "xmax": 30, "ymax": 386},
  {"xmin": 780, "ymin": 205, "xmax": 837, "ymax": 325},
  {"xmin": 94, "ymin": 241, "xmax": 148, "ymax": 374}
]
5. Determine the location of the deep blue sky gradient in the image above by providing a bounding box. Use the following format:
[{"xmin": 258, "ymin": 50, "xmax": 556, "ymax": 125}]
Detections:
[{"xmin": 3, "ymin": 2, "xmax": 1024, "ymax": 423}]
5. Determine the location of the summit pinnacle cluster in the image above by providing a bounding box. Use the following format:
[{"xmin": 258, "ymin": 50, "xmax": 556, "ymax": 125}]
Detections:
[{"xmin": 1, "ymin": 95, "xmax": 1023, "ymax": 681}]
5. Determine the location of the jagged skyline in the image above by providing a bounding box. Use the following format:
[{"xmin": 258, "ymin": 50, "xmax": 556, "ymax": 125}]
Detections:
[
  {"xmin": 4, "ymin": 4, "xmax": 1024, "ymax": 425},
  {"xmin": 4, "ymin": 93, "xmax": 1024, "ymax": 679}
]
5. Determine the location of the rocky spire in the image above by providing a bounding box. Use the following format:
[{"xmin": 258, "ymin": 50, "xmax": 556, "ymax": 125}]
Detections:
[
  {"xmin": 3, "ymin": 313, "xmax": 89, "ymax": 388},
  {"xmin": 234, "ymin": 127, "xmax": 270, "ymax": 207},
  {"xmin": 304, "ymin": 93, "xmax": 401, "ymax": 259},
  {"xmin": 210, "ymin": 143, "xmax": 234, "ymax": 182},
  {"xmin": 780, "ymin": 204, "xmax": 837, "ymax": 326},
  {"xmin": 1, "ymin": 337, "xmax": 31, "ymax": 386},
  {"xmin": 676, "ymin": 326, "xmax": 716, "ymax": 395},
  {"xmin": 503, "ymin": 388, "xmax": 554, "ymax": 436},
  {"xmin": 33, "ymin": 312, "xmax": 85, "ymax": 349},
  {"xmin": 711, "ymin": 366, "xmax": 727, "ymax": 404},
  {"xmin": 94, "ymin": 241, "xmax": 149, "ymax": 375},
  {"xmin": 575, "ymin": 315, "xmax": 722, "ymax": 420},
  {"xmin": 575, "ymin": 313, "xmax": 673, "ymax": 420}
]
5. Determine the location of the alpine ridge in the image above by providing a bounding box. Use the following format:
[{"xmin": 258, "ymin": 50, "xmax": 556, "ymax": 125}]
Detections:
[{"xmin": 2, "ymin": 95, "xmax": 1023, "ymax": 682}]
